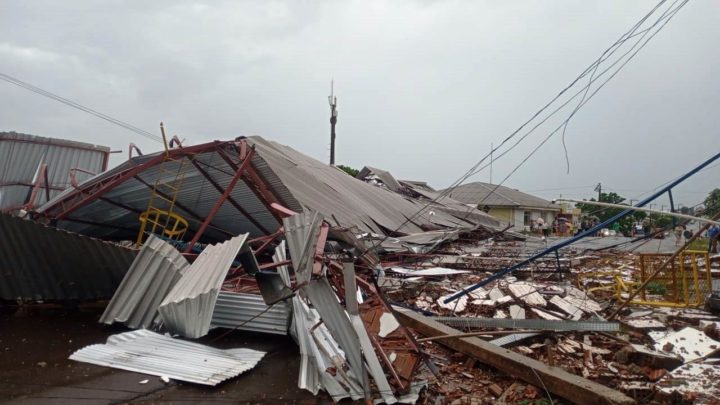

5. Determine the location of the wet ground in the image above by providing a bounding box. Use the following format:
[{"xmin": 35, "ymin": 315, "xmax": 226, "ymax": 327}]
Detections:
[{"xmin": 0, "ymin": 304, "xmax": 328, "ymax": 404}]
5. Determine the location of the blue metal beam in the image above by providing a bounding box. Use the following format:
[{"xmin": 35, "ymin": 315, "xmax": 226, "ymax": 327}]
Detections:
[{"xmin": 443, "ymin": 150, "xmax": 720, "ymax": 304}]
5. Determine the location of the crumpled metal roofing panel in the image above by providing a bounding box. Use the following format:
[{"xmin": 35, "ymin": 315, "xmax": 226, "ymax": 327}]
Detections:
[
  {"xmin": 0, "ymin": 213, "xmax": 137, "ymax": 300},
  {"xmin": 99, "ymin": 235, "xmax": 188, "ymax": 329},
  {"xmin": 210, "ymin": 291, "xmax": 291, "ymax": 335},
  {"xmin": 158, "ymin": 234, "xmax": 247, "ymax": 338},
  {"xmin": 69, "ymin": 329, "xmax": 265, "ymax": 386},
  {"xmin": 248, "ymin": 136, "xmax": 482, "ymax": 235},
  {"xmin": 303, "ymin": 278, "xmax": 369, "ymax": 395},
  {"xmin": 283, "ymin": 211, "xmax": 323, "ymax": 284},
  {"xmin": 0, "ymin": 132, "xmax": 109, "ymax": 210}
]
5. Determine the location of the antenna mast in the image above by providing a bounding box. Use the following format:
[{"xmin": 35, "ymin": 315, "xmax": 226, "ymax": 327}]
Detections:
[{"xmin": 328, "ymin": 80, "xmax": 338, "ymax": 165}]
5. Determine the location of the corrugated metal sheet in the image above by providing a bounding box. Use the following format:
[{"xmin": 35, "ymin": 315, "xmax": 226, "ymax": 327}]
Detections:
[
  {"xmin": 210, "ymin": 292, "xmax": 291, "ymax": 335},
  {"xmin": 158, "ymin": 234, "xmax": 248, "ymax": 338},
  {"xmin": 342, "ymin": 264, "xmax": 397, "ymax": 404},
  {"xmin": 0, "ymin": 213, "xmax": 137, "ymax": 300},
  {"xmin": 292, "ymin": 297, "xmax": 365, "ymax": 401},
  {"xmin": 303, "ymin": 279, "xmax": 369, "ymax": 395},
  {"xmin": 99, "ymin": 235, "xmax": 188, "ymax": 329},
  {"xmin": 69, "ymin": 329, "xmax": 265, "ymax": 386},
  {"xmin": 283, "ymin": 211, "xmax": 323, "ymax": 284},
  {"xmin": 0, "ymin": 132, "xmax": 109, "ymax": 210}
]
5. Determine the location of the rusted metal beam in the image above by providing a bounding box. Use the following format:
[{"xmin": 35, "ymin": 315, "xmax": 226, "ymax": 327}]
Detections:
[
  {"xmin": 189, "ymin": 158, "xmax": 274, "ymax": 235},
  {"xmin": 44, "ymin": 141, "xmax": 235, "ymax": 219},
  {"xmin": 217, "ymin": 147, "xmax": 285, "ymax": 223},
  {"xmin": 183, "ymin": 147, "xmax": 256, "ymax": 252},
  {"xmin": 252, "ymin": 228, "xmax": 283, "ymax": 256},
  {"xmin": 393, "ymin": 307, "xmax": 635, "ymax": 405}
]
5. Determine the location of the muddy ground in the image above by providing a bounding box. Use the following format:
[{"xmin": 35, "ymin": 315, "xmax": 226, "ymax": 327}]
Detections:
[{"xmin": 0, "ymin": 304, "xmax": 329, "ymax": 404}]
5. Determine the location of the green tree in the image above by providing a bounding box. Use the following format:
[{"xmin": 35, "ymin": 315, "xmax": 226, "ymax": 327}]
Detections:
[
  {"xmin": 336, "ymin": 164, "xmax": 359, "ymax": 177},
  {"xmin": 576, "ymin": 192, "xmax": 643, "ymax": 235},
  {"xmin": 703, "ymin": 188, "xmax": 720, "ymax": 218}
]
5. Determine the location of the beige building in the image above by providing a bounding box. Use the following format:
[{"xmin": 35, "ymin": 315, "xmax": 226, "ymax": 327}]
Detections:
[{"xmin": 441, "ymin": 182, "xmax": 560, "ymax": 232}]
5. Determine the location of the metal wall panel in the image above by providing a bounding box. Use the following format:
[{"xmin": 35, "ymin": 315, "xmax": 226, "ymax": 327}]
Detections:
[
  {"xmin": 0, "ymin": 132, "xmax": 109, "ymax": 210},
  {"xmin": 0, "ymin": 213, "xmax": 137, "ymax": 301}
]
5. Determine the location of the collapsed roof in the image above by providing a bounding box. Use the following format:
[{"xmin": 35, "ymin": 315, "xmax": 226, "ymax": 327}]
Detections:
[{"xmin": 38, "ymin": 136, "xmax": 499, "ymax": 242}]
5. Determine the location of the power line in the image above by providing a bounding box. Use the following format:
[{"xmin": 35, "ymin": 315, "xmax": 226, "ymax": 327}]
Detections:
[
  {"xmin": 361, "ymin": 0, "xmax": 690, "ymax": 254},
  {"xmin": 0, "ymin": 72, "xmax": 163, "ymax": 144},
  {"xmin": 466, "ymin": 0, "xmax": 689, "ymax": 212}
]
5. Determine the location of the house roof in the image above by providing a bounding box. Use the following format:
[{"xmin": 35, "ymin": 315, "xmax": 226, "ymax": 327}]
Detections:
[{"xmin": 441, "ymin": 182, "xmax": 559, "ymax": 210}]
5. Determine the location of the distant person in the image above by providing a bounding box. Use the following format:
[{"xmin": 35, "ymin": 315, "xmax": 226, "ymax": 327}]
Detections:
[
  {"xmin": 674, "ymin": 224, "xmax": 684, "ymax": 246},
  {"xmin": 683, "ymin": 228, "xmax": 693, "ymax": 240},
  {"xmin": 535, "ymin": 217, "xmax": 545, "ymax": 235},
  {"xmin": 709, "ymin": 225, "xmax": 720, "ymax": 254}
]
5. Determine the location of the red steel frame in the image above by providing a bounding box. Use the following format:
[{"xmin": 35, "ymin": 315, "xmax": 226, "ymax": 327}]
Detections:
[
  {"xmin": 182, "ymin": 146, "xmax": 257, "ymax": 253},
  {"xmin": 40, "ymin": 139, "xmax": 294, "ymax": 246}
]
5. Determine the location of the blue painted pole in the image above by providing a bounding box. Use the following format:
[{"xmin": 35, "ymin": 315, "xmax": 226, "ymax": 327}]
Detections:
[{"xmin": 443, "ymin": 150, "xmax": 720, "ymax": 304}]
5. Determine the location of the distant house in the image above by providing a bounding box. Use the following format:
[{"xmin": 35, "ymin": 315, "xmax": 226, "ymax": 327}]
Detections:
[{"xmin": 441, "ymin": 182, "xmax": 560, "ymax": 231}]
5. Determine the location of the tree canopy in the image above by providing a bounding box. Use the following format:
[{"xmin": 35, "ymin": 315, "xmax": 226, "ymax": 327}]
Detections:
[
  {"xmin": 704, "ymin": 188, "xmax": 720, "ymax": 218},
  {"xmin": 575, "ymin": 192, "xmax": 646, "ymax": 235},
  {"xmin": 336, "ymin": 164, "xmax": 359, "ymax": 177}
]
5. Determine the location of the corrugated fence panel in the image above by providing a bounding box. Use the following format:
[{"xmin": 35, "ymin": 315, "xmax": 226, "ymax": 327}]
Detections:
[{"xmin": 0, "ymin": 214, "xmax": 137, "ymax": 301}]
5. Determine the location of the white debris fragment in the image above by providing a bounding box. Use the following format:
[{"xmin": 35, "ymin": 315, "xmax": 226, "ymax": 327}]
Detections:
[
  {"xmin": 378, "ymin": 312, "xmax": 400, "ymax": 338},
  {"xmin": 507, "ymin": 283, "xmax": 546, "ymax": 306},
  {"xmin": 653, "ymin": 327, "xmax": 720, "ymax": 362},
  {"xmin": 509, "ymin": 305, "xmax": 525, "ymax": 319},
  {"xmin": 549, "ymin": 296, "xmax": 582, "ymax": 320}
]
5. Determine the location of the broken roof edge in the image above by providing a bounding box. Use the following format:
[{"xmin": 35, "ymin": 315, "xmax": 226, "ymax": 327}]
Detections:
[{"xmin": 0, "ymin": 131, "xmax": 112, "ymax": 153}]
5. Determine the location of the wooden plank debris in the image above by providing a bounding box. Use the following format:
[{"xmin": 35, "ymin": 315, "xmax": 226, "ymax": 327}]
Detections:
[{"xmin": 393, "ymin": 307, "xmax": 635, "ymax": 405}]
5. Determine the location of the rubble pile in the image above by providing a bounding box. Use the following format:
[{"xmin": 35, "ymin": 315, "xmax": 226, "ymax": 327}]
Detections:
[{"xmin": 2, "ymin": 134, "xmax": 719, "ymax": 404}]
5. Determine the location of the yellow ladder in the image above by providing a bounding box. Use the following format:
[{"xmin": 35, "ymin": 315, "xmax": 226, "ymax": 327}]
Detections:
[{"xmin": 136, "ymin": 123, "xmax": 190, "ymax": 246}]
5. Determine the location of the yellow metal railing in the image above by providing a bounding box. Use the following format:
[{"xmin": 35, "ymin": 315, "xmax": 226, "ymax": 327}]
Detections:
[
  {"xmin": 614, "ymin": 250, "xmax": 712, "ymax": 308},
  {"xmin": 135, "ymin": 123, "xmax": 190, "ymax": 246}
]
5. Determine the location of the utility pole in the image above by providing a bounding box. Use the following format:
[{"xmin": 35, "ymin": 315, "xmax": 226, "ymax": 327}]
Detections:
[
  {"xmin": 594, "ymin": 182, "xmax": 602, "ymax": 201},
  {"xmin": 328, "ymin": 80, "xmax": 338, "ymax": 166}
]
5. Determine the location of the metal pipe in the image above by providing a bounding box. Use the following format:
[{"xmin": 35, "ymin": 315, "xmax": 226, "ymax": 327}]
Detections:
[{"xmin": 556, "ymin": 199, "xmax": 720, "ymax": 226}]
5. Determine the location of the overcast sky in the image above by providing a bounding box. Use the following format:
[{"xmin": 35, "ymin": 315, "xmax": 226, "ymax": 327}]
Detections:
[{"xmin": 2, "ymin": 1, "xmax": 718, "ymax": 209}]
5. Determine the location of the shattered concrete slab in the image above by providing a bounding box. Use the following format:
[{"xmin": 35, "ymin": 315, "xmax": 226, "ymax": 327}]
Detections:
[
  {"xmin": 657, "ymin": 363, "xmax": 720, "ymax": 401},
  {"xmin": 653, "ymin": 327, "xmax": 720, "ymax": 362}
]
